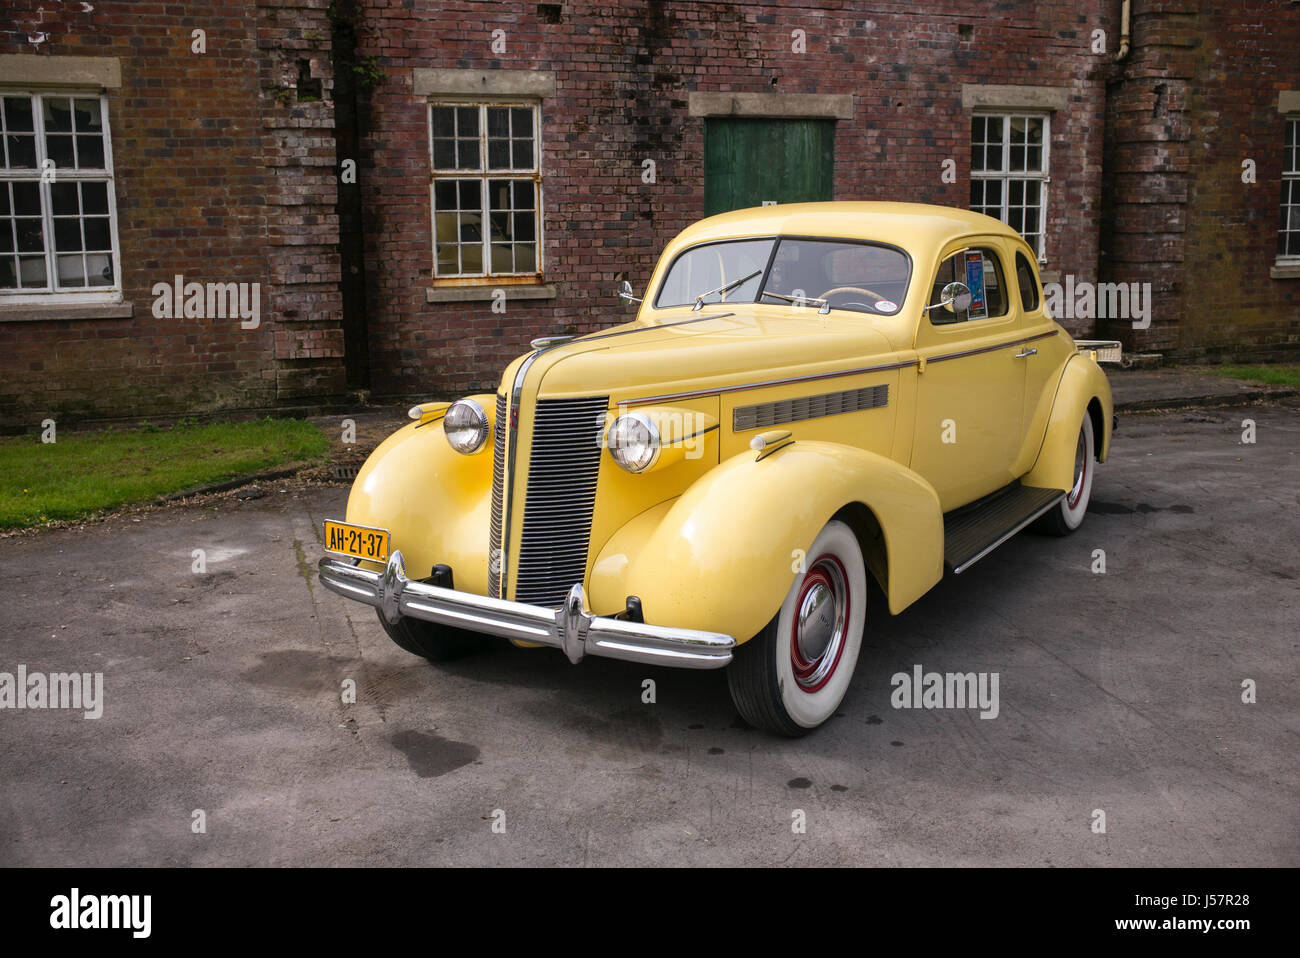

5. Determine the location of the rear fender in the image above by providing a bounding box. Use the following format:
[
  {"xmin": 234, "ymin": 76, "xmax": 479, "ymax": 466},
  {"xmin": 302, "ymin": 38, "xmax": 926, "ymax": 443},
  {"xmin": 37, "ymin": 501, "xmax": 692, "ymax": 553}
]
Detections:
[{"xmin": 1022, "ymin": 356, "xmax": 1113, "ymax": 492}]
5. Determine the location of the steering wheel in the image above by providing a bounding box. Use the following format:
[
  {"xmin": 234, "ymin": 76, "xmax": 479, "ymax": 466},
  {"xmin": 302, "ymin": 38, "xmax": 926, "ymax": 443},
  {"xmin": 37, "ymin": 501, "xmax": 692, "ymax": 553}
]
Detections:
[{"xmin": 819, "ymin": 285, "xmax": 888, "ymax": 303}]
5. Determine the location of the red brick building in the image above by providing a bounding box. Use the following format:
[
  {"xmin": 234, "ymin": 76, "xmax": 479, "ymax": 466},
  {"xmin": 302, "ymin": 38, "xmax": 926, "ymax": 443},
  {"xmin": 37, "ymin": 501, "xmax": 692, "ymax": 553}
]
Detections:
[{"xmin": 1, "ymin": 1, "xmax": 1296, "ymax": 428}]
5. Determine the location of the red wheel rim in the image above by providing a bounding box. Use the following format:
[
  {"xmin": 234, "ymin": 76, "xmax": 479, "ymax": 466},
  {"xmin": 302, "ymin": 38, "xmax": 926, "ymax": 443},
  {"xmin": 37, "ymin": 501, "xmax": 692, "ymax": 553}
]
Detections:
[
  {"xmin": 1067, "ymin": 425, "xmax": 1089, "ymax": 509},
  {"xmin": 790, "ymin": 554, "xmax": 849, "ymax": 693}
]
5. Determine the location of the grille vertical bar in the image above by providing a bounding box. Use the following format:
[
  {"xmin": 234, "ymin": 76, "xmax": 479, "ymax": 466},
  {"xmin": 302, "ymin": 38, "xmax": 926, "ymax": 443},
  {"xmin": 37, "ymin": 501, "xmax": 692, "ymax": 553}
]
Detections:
[
  {"xmin": 514, "ymin": 396, "xmax": 609, "ymax": 607},
  {"xmin": 487, "ymin": 392, "xmax": 507, "ymax": 598}
]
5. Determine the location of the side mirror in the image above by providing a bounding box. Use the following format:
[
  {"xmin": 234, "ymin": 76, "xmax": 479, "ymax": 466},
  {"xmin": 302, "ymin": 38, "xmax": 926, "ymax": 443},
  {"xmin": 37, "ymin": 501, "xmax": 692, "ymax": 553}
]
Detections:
[
  {"xmin": 936, "ymin": 281, "xmax": 972, "ymax": 313},
  {"xmin": 618, "ymin": 279, "xmax": 642, "ymax": 308}
]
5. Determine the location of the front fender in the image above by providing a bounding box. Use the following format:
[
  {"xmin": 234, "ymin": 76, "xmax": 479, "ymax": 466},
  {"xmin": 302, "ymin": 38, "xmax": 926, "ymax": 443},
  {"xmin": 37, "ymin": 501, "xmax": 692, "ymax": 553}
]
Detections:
[
  {"xmin": 588, "ymin": 441, "xmax": 944, "ymax": 643},
  {"xmin": 1022, "ymin": 355, "xmax": 1113, "ymax": 492},
  {"xmin": 344, "ymin": 395, "xmax": 496, "ymax": 592}
]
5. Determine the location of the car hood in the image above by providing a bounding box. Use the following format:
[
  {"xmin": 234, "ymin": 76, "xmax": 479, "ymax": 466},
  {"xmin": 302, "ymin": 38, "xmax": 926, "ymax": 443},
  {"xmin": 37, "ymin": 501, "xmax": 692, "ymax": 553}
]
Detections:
[{"xmin": 527, "ymin": 310, "xmax": 906, "ymax": 402}]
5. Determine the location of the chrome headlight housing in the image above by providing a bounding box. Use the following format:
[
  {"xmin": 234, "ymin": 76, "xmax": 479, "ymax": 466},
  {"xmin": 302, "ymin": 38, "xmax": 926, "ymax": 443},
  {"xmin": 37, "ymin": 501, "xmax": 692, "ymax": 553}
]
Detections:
[
  {"xmin": 443, "ymin": 398, "xmax": 490, "ymax": 454},
  {"xmin": 607, "ymin": 412, "xmax": 660, "ymax": 473}
]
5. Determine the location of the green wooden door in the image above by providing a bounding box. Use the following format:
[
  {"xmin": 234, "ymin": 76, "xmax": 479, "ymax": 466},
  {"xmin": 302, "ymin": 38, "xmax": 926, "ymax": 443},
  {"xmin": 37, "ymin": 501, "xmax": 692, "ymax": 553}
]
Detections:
[{"xmin": 704, "ymin": 119, "xmax": 834, "ymax": 216}]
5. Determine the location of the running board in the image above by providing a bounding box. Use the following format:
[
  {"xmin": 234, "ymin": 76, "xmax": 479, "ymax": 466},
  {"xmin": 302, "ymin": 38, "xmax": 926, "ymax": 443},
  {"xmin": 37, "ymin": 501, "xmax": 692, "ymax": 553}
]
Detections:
[{"xmin": 944, "ymin": 485, "xmax": 1066, "ymax": 574}]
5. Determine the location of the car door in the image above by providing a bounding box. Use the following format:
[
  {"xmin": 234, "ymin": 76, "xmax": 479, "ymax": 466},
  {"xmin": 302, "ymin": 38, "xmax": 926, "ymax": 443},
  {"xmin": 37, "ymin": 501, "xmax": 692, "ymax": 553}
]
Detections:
[{"xmin": 910, "ymin": 239, "xmax": 1027, "ymax": 512}]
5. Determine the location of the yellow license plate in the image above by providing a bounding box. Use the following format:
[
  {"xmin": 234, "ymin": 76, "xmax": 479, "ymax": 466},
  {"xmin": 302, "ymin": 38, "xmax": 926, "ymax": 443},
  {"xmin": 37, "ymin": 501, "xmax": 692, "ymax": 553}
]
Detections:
[{"xmin": 323, "ymin": 520, "xmax": 389, "ymax": 562}]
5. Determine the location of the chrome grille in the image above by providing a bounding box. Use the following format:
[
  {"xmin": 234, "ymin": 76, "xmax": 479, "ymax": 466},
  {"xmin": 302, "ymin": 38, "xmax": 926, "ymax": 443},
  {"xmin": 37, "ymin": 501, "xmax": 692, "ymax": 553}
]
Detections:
[
  {"xmin": 733, "ymin": 383, "xmax": 889, "ymax": 431},
  {"xmin": 487, "ymin": 392, "xmax": 507, "ymax": 598},
  {"xmin": 515, "ymin": 396, "xmax": 609, "ymax": 606}
]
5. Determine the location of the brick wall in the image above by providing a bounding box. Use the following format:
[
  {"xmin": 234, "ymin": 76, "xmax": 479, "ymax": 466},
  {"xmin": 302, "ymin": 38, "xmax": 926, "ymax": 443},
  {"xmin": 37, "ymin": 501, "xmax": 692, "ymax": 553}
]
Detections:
[
  {"xmin": 1102, "ymin": 0, "xmax": 1300, "ymax": 360},
  {"xmin": 0, "ymin": 0, "xmax": 346, "ymax": 429},
  {"xmin": 356, "ymin": 0, "xmax": 1114, "ymax": 401}
]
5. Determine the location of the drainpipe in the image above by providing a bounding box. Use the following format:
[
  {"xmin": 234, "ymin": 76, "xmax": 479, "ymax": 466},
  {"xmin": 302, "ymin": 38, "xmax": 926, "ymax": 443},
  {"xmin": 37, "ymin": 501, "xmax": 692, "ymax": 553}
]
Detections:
[{"xmin": 1115, "ymin": 0, "xmax": 1131, "ymax": 62}]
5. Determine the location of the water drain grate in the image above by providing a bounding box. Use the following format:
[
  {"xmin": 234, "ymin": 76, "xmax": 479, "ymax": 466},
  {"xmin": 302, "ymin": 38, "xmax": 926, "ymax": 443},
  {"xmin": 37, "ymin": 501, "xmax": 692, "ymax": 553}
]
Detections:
[{"xmin": 332, "ymin": 462, "xmax": 362, "ymax": 480}]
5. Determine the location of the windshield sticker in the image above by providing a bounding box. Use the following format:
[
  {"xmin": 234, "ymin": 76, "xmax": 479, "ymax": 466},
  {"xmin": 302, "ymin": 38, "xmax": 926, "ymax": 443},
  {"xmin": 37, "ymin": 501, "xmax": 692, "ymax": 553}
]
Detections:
[
  {"xmin": 874, "ymin": 300, "xmax": 898, "ymax": 313},
  {"xmin": 964, "ymin": 251, "xmax": 988, "ymax": 320}
]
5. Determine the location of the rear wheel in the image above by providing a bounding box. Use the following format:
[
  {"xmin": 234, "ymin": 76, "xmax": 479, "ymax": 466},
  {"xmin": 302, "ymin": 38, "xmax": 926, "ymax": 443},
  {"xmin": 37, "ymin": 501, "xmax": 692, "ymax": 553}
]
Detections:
[
  {"xmin": 727, "ymin": 519, "xmax": 867, "ymax": 736},
  {"xmin": 1034, "ymin": 413, "xmax": 1095, "ymax": 537},
  {"xmin": 377, "ymin": 611, "xmax": 481, "ymax": 662}
]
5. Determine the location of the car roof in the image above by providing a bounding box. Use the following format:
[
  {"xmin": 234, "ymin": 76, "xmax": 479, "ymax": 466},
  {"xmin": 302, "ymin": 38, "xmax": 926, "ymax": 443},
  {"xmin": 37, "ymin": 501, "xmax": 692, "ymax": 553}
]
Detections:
[{"xmin": 668, "ymin": 201, "xmax": 1023, "ymax": 252}]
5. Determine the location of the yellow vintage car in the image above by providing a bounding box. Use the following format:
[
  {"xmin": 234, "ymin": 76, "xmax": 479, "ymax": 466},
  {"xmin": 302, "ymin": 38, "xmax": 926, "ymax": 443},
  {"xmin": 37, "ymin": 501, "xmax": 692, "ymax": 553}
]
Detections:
[{"xmin": 319, "ymin": 202, "xmax": 1116, "ymax": 735}]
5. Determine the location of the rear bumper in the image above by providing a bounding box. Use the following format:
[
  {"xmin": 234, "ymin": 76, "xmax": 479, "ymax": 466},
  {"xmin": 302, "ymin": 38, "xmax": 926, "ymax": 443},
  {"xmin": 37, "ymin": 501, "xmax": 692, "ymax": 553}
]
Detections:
[{"xmin": 318, "ymin": 550, "xmax": 735, "ymax": 670}]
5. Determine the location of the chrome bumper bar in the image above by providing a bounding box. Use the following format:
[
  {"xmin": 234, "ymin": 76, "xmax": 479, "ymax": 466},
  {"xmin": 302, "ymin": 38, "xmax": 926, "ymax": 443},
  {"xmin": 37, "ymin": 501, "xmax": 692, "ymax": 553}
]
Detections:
[{"xmin": 318, "ymin": 550, "xmax": 736, "ymax": 670}]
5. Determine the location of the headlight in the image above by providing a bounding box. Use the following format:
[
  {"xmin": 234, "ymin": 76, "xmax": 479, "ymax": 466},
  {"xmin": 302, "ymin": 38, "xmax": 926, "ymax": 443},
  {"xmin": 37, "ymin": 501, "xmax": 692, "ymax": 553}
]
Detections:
[
  {"xmin": 443, "ymin": 399, "xmax": 490, "ymax": 454},
  {"xmin": 607, "ymin": 412, "xmax": 660, "ymax": 473}
]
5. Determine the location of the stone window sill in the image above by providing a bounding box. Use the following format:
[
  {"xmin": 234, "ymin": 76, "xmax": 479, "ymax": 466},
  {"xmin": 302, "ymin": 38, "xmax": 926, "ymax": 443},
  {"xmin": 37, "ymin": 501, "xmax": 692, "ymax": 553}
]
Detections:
[
  {"xmin": 426, "ymin": 284, "xmax": 556, "ymax": 304},
  {"xmin": 1270, "ymin": 262, "xmax": 1300, "ymax": 280},
  {"xmin": 0, "ymin": 301, "xmax": 133, "ymax": 322}
]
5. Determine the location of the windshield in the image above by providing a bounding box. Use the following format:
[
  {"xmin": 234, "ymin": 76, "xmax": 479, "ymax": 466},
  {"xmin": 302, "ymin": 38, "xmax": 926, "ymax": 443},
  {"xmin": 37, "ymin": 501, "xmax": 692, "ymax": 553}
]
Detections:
[{"xmin": 653, "ymin": 237, "xmax": 911, "ymax": 315}]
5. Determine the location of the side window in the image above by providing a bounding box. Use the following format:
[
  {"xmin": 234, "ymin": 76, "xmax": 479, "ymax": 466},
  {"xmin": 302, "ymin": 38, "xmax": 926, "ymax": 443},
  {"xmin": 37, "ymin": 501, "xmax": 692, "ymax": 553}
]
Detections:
[
  {"xmin": 1015, "ymin": 251, "xmax": 1040, "ymax": 311},
  {"xmin": 927, "ymin": 247, "xmax": 1008, "ymax": 324}
]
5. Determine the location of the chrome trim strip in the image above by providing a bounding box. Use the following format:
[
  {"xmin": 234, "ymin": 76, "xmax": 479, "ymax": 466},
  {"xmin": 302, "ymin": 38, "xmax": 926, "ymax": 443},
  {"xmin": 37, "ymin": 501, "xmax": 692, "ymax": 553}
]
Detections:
[
  {"xmin": 621, "ymin": 359, "xmax": 918, "ymax": 406},
  {"xmin": 950, "ymin": 490, "xmax": 1066, "ymax": 575},
  {"xmin": 319, "ymin": 551, "xmax": 735, "ymax": 670},
  {"xmin": 926, "ymin": 329, "xmax": 1060, "ymax": 365}
]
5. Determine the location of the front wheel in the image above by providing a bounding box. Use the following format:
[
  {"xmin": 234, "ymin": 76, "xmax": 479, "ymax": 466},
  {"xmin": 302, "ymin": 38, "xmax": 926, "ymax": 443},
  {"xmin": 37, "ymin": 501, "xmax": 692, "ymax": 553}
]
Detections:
[
  {"xmin": 377, "ymin": 611, "xmax": 481, "ymax": 662},
  {"xmin": 1034, "ymin": 413, "xmax": 1096, "ymax": 536},
  {"xmin": 727, "ymin": 519, "xmax": 868, "ymax": 736}
]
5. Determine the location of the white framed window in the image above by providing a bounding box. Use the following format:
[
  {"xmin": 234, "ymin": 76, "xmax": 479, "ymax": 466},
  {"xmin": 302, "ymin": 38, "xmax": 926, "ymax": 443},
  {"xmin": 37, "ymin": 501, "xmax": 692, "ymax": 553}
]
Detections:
[
  {"xmin": 0, "ymin": 91, "xmax": 122, "ymax": 303},
  {"xmin": 1279, "ymin": 117, "xmax": 1300, "ymax": 262},
  {"xmin": 970, "ymin": 113, "xmax": 1050, "ymax": 261},
  {"xmin": 429, "ymin": 102, "xmax": 542, "ymax": 281}
]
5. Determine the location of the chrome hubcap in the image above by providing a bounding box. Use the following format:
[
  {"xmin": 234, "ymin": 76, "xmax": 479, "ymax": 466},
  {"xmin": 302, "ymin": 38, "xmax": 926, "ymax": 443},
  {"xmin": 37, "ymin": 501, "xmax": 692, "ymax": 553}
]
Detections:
[
  {"xmin": 1068, "ymin": 427, "xmax": 1088, "ymax": 508},
  {"xmin": 791, "ymin": 557, "xmax": 849, "ymax": 692}
]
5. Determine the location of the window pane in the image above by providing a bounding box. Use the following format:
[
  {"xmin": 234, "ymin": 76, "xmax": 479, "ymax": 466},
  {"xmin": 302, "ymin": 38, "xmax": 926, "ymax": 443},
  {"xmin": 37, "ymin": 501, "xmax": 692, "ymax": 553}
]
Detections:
[
  {"xmin": 47, "ymin": 134, "xmax": 74, "ymax": 169},
  {"xmin": 458, "ymin": 179, "xmax": 479, "ymax": 208},
  {"xmin": 43, "ymin": 97, "xmax": 73, "ymax": 132},
  {"xmin": 0, "ymin": 257, "xmax": 15, "ymax": 288},
  {"xmin": 0, "ymin": 226, "xmax": 11, "ymax": 253},
  {"xmin": 455, "ymin": 138, "xmax": 478, "ymax": 169},
  {"xmin": 512, "ymin": 179, "xmax": 534, "ymax": 209},
  {"xmin": 81, "ymin": 181, "xmax": 109, "ymax": 214},
  {"xmin": 15, "ymin": 218, "xmax": 44, "ymax": 252},
  {"xmin": 432, "ymin": 107, "xmax": 454, "ymax": 138},
  {"xmin": 456, "ymin": 107, "xmax": 478, "ymax": 137},
  {"xmin": 86, "ymin": 252, "xmax": 113, "ymax": 286},
  {"xmin": 514, "ymin": 210, "xmax": 536, "ymax": 242},
  {"xmin": 57, "ymin": 254, "xmax": 85, "ymax": 287},
  {"xmin": 18, "ymin": 255, "xmax": 46, "ymax": 287},
  {"xmin": 488, "ymin": 138, "xmax": 509, "ymax": 169},
  {"xmin": 0, "ymin": 184, "xmax": 8, "ymax": 215},
  {"xmin": 490, "ymin": 242, "xmax": 512, "ymax": 272},
  {"xmin": 515, "ymin": 243, "xmax": 536, "ymax": 273},
  {"xmin": 54, "ymin": 218, "xmax": 82, "ymax": 251},
  {"xmin": 51, "ymin": 182, "xmax": 79, "ymax": 215},
  {"xmin": 3, "ymin": 96, "xmax": 34, "ymax": 132},
  {"xmin": 460, "ymin": 240, "xmax": 482, "ymax": 273},
  {"xmin": 1016, "ymin": 252, "xmax": 1040, "ymax": 310},
  {"xmin": 432, "ymin": 138, "xmax": 455, "ymax": 168},
  {"xmin": 84, "ymin": 217, "xmax": 111, "ymax": 250},
  {"xmin": 434, "ymin": 179, "xmax": 458, "ymax": 209},
  {"xmin": 6, "ymin": 135, "xmax": 36, "ymax": 168},
  {"xmin": 76, "ymin": 133, "xmax": 106, "ymax": 168},
  {"xmin": 487, "ymin": 108, "xmax": 509, "ymax": 138},
  {"xmin": 74, "ymin": 98, "xmax": 103, "ymax": 132}
]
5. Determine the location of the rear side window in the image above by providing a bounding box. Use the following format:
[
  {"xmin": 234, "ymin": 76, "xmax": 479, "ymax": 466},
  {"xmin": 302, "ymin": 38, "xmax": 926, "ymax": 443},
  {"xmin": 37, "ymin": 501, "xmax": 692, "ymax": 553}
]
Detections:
[
  {"xmin": 1015, "ymin": 251, "xmax": 1040, "ymax": 311},
  {"xmin": 927, "ymin": 246, "xmax": 1008, "ymax": 324}
]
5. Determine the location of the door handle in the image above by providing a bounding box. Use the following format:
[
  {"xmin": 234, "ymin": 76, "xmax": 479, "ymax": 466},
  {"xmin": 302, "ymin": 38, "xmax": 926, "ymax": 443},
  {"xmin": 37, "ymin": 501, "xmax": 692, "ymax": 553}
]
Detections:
[{"xmin": 1014, "ymin": 348, "xmax": 1038, "ymax": 359}]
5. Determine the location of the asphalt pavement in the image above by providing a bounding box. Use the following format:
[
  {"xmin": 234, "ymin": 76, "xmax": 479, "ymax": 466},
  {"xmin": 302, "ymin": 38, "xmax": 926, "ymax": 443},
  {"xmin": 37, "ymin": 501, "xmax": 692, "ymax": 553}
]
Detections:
[{"xmin": 0, "ymin": 400, "xmax": 1296, "ymax": 866}]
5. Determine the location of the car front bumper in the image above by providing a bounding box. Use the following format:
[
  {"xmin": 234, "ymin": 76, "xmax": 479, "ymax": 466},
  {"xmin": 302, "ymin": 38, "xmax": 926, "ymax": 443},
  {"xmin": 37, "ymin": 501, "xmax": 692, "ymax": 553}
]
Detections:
[{"xmin": 317, "ymin": 549, "xmax": 736, "ymax": 670}]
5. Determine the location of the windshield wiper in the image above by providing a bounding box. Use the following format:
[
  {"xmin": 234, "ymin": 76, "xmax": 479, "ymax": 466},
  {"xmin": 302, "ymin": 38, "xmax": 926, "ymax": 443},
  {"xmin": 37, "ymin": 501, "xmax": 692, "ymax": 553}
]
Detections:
[
  {"xmin": 761, "ymin": 290, "xmax": 830, "ymax": 314},
  {"xmin": 692, "ymin": 269, "xmax": 761, "ymax": 311}
]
